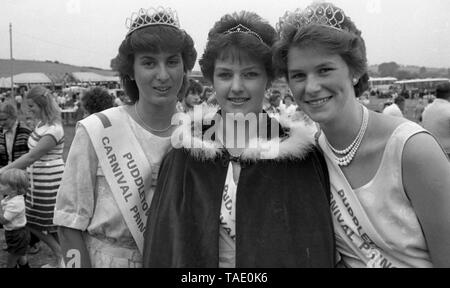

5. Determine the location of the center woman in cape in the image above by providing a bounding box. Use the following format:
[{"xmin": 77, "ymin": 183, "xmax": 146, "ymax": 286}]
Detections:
[
  {"xmin": 143, "ymin": 11, "xmax": 335, "ymax": 268},
  {"xmin": 54, "ymin": 7, "xmax": 197, "ymax": 267}
]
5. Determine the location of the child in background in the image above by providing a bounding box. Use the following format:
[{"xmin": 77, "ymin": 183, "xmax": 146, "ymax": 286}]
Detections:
[
  {"xmin": 181, "ymin": 79, "xmax": 204, "ymax": 112},
  {"xmin": 0, "ymin": 169, "xmax": 30, "ymax": 268}
]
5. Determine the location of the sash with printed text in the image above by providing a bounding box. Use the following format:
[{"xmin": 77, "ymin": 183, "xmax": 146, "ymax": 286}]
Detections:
[{"xmin": 80, "ymin": 107, "xmax": 152, "ymax": 254}]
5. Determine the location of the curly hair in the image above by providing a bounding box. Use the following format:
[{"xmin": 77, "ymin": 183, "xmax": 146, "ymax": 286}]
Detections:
[
  {"xmin": 111, "ymin": 23, "xmax": 197, "ymax": 103},
  {"xmin": 0, "ymin": 100, "xmax": 18, "ymax": 120},
  {"xmin": 81, "ymin": 87, "xmax": 115, "ymax": 115},
  {"xmin": 199, "ymin": 11, "xmax": 278, "ymax": 85},
  {"xmin": 184, "ymin": 79, "xmax": 203, "ymax": 98},
  {"xmin": 436, "ymin": 83, "xmax": 450, "ymax": 99},
  {"xmin": 273, "ymin": 2, "xmax": 369, "ymax": 97}
]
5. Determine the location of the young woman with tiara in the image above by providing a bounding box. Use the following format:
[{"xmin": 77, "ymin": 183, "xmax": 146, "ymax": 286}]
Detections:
[
  {"xmin": 54, "ymin": 7, "xmax": 197, "ymax": 268},
  {"xmin": 143, "ymin": 11, "xmax": 335, "ymax": 268},
  {"xmin": 274, "ymin": 2, "xmax": 450, "ymax": 267}
]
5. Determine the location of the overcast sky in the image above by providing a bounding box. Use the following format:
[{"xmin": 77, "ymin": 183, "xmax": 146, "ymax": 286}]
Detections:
[{"xmin": 1, "ymin": 0, "xmax": 449, "ymax": 71}]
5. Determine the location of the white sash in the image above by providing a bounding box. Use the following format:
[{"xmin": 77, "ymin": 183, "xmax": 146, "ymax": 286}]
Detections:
[
  {"xmin": 79, "ymin": 107, "xmax": 152, "ymax": 255},
  {"xmin": 220, "ymin": 162, "xmax": 237, "ymax": 240},
  {"xmin": 318, "ymin": 132, "xmax": 404, "ymax": 268}
]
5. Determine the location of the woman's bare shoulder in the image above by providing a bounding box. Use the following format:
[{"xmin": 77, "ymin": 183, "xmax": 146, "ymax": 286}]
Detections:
[{"xmin": 369, "ymin": 111, "xmax": 410, "ymax": 139}]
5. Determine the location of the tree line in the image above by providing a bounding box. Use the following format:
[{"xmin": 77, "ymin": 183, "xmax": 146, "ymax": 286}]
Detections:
[{"xmin": 371, "ymin": 62, "xmax": 450, "ymax": 80}]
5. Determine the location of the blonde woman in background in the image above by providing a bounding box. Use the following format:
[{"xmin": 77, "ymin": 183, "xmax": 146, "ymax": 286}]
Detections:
[{"xmin": 0, "ymin": 85, "xmax": 65, "ymax": 268}]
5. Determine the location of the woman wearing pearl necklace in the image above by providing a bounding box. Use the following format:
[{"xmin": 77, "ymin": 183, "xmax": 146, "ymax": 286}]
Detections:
[{"xmin": 274, "ymin": 2, "xmax": 450, "ymax": 267}]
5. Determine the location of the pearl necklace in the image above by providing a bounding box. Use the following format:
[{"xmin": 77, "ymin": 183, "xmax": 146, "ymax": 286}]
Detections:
[
  {"xmin": 134, "ymin": 103, "xmax": 173, "ymax": 133},
  {"xmin": 325, "ymin": 105, "xmax": 369, "ymax": 167}
]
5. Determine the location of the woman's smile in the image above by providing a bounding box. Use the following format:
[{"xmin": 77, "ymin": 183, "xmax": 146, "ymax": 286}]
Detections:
[
  {"xmin": 227, "ymin": 97, "xmax": 251, "ymax": 105},
  {"xmin": 304, "ymin": 96, "xmax": 333, "ymax": 107}
]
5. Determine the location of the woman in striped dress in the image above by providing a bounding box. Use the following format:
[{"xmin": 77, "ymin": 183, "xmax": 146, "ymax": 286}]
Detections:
[{"xmin": 0, "ymin": 85, "xmax": 64, "ymax": 267}]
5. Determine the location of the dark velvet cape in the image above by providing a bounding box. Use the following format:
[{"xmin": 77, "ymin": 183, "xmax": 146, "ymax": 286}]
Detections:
[{"xmin": 143, "ymin": 113, "xmax": 335, "ymax": 268}]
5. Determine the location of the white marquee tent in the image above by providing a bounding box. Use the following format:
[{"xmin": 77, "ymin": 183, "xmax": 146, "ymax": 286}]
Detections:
[
  {"xmin": 71, "ymin": 72, "xmax": 119, "ymax": 83},
  {"xmin": 0, "ymin": 77, "xmax": 17, "ymax": 88},
  {"xmin": 13, "ymin": 73, "xmax": 52, "ymax": 85},
  {"xmin": 1, "ymin": 73, "xmax": 52, "ymax": 87}
]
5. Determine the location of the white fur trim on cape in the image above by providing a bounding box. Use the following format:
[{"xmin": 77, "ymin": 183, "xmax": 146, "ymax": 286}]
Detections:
[{"xmin": 173, "ymin": 105, "xmax": 317, "ymax": 161}]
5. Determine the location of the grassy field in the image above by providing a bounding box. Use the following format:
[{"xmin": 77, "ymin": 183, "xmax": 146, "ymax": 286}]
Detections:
[
  {"xmin": 365, "ymin": 96, "xmax": 420, "ymax": 123},
  {"xmin": 0, "ymin": 232, "xmax": 58, "ymax": 268}
]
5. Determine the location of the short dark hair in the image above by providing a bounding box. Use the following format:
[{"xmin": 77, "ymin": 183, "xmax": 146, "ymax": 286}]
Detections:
[
  {"xmin": 0, "ymin": 101, "xmax": 18, "ymax": 120},
  {"xmin": 271, "ymin": 89, "xmax": 281, "ymax": 96},
  {"xmin": 111, "ymin": 24, "xmax": 197, "ymax": 103},
  {"xmin": 273, "ymin": 2, "xmax": 369, "ymax": 97},
  {"xmin": 394, "ymin": 96, "xmax": 405, "ymax": 105},
  {"xmin": 436, "ymin": 83, "xmax": 450, "ymax": 99},
  {"xmin": 81, "ymin": 87, "xmax": 115, "ymax": 115},
  {"xmin": 269, "ymin": 93, "xmax": 281, "ymax": 102},
  {"xmin": 185, "ymin": 79, "xmax": 203, "ymax": 98},
  {"xmin": 199, "ymin": 11, "xmax": 278, "ymax": 85}
]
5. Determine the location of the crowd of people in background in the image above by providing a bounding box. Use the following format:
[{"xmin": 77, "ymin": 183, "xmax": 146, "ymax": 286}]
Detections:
[
  {"xmin": 0, "ymin": 77, "xmax": 442, "ymax": 131},
  {"xmin": 1, "ymin": 79, "xmax": 449, "ymax": 268}
]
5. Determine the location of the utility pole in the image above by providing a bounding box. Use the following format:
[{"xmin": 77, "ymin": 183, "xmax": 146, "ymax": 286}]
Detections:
[{"xmin": 9, "ymin": 23, "xmax": 14, "ymax": 98}]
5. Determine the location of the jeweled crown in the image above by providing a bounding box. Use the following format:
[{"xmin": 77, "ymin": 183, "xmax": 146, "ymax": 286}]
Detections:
[
  {"xmin": 125, "ymin": 7, "xmax": 180, "ymax": 36},
  {"xmin": 277, "ymin": 2, "xmax": 349, "ymax": 37},
  {"xmin": 224, "ymin": 24, "xmax": 265, "ymax": 44}
]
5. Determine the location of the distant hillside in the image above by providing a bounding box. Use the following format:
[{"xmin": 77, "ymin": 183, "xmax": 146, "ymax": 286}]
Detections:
[
  {"xmin": 368, "ymin": 63, "xmax": 450, "ymax": 79},
  {"xmin": 0, "ymin": 59, "xmax": 116, "ymax": 78}
]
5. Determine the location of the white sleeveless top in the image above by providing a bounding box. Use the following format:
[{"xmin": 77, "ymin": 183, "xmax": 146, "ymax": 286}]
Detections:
[{"xmin": 320, "ymin": 122, "xmax": 433, "ymax": 268}]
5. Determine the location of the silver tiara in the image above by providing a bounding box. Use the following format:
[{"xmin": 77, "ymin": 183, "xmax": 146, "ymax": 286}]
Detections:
[
  {"xmin": 277, "ymin": 2, "xmax": 348, "ymax": 37},
  {"xmin": 125, "ymin": 7, "xmax": 180, "ymax": 36},
  {"xmin": 223, "ymin": 24, "xmax": 266, "ymax": 46}
]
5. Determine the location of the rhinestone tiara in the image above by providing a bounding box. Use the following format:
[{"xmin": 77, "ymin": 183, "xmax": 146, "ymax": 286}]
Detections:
[
  {"xmin": 223, "ymin": 24, "xmax": 265, "ymax": 44},
  {"xmin": 125, "ymin": 7, "xmax": 180, "ymax": 36},
  {"xmin": 277, "ymin": 2, "xmax": 349, "ymax": 37}
]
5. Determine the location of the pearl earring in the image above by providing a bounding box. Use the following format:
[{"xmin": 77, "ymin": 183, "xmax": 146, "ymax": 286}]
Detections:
[{"xmin": 352, "ymin": 78, "xmax": 358, "ymax": 85}]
